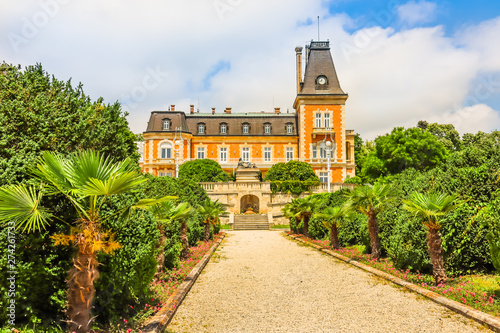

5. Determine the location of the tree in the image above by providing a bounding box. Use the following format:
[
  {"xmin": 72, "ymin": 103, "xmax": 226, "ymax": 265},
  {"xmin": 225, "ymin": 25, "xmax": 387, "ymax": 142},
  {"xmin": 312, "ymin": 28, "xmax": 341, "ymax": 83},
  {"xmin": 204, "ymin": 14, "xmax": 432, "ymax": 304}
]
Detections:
[
  {"xmin": 314, "ymin": 205, "xmax": 351, "ymax": 249},
  {"xmin": 0, "ymin": 63, "xmax": 138, "ymax": 185},
  {"xmin": 403, "ymin": 192, "xmax": 459, "ymax": 285},
  {"xmin": 197, "ymin": 198, "xmax": 227, "ymax": 241},
  {"xmin": 287, "ymin": 196, "xmax": 319, "ymax": 237},
  {"xmin": 263, "ymin": 161, "xmax": 320, "ymax": 195},
  {"xmin": 178, "ymin": 159, "xmax": 230, "ymax": 183},
  {"xmin": 0, "ymin": 150, "xmax": 161, "ymax": 332},
  {"xmin": 425, "ymin": 123, "xmax": 461, "ymax": 151},
  {"xmin": 172, "ymin": 202, "xmax": 196, "ymax": 259},
  {"xmin": 361, "ymin": 127, "xmax": 448, "ymax": 182},
  {"xmin": 346, "ymin": 183, "xmax": 396, "ymax": 259}
]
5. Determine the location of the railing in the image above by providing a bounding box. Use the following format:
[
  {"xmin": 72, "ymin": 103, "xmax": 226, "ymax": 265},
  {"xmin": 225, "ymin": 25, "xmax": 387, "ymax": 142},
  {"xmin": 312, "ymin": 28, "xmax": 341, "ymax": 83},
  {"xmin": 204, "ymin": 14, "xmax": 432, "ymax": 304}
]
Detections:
[
  {"xmin": 199, "ymin": 182, "xmax": 356, "ymax": 193},
  {"xmin": 312, "ymin": 127, "xmax": 335, "ymax": 135}
]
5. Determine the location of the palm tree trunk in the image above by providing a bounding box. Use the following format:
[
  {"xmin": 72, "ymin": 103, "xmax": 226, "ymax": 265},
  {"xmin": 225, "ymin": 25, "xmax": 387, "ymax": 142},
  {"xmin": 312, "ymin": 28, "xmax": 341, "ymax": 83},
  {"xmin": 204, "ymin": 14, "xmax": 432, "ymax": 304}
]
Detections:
[
  {"xmin": 204, "ymin": 221, "xmax": 211, "ymax": 242},
  {"xmin": 329, "ymin": 224, "xmax": 340, "ymax": 249},
  {"xmin": 180, "ymin": 220, "xmax": 190, "ymax": 260},
  {"xmin": 367, "ymin": 210, "xmax": 382, "ymax": 260},
  {"xmin": 427, "ymin": 227, "xmax": 447, "ymax": 285},
  {"xmin": 154, "ymin": 233, "xmax": 167, "ymax": 282},
  {"xmin": 67, "ymin": 249, "xmax": 99, "ymax": 333}
]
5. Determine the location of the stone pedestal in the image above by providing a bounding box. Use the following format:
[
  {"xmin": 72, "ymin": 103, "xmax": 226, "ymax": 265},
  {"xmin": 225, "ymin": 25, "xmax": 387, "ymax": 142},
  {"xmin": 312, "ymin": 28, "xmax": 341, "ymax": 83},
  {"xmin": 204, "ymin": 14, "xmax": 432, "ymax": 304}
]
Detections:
[{"xmin": 235, "ymin": 167, "xmax": 260, "ymax": 182}]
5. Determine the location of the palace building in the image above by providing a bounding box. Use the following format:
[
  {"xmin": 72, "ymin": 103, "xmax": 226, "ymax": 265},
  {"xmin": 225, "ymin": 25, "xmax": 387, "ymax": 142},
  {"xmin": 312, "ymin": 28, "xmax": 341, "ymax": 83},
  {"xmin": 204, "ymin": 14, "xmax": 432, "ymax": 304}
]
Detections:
[{"xmin": 140, "ymin": 40, "xmax": 356, "ymax": 183}]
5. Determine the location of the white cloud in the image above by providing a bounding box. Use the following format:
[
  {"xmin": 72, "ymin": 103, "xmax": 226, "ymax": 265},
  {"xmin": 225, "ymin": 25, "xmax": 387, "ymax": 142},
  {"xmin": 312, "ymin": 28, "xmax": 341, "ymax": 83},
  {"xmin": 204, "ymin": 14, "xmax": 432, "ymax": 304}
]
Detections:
[
  {"xmin": 1, "ymin": 1, "xmax": 500, "ymax": 141},
  {"xmin": 397, "ymin": 1, "xmax": 437, "ymax": 26},
  {"xmin": 430, "ymin": 104, "xmax": 500, "ymax": 135}
]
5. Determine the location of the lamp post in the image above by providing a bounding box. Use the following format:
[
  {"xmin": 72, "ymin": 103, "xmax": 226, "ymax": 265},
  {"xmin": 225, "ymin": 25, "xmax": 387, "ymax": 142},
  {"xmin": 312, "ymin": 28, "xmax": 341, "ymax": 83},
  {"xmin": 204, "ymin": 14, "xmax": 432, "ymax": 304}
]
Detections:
[
  {"xmin": 173, "ymin": 128, "xmax": 183, "ymax": 178},
  {"xmin": 321, "ymin": 128, "xmax": 336, "ymax": 193}
]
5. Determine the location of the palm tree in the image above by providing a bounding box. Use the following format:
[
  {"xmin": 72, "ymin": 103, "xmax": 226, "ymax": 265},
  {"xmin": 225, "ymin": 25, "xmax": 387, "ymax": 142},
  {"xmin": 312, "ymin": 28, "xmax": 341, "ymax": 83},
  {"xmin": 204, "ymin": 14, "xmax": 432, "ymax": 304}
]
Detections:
[
  {"xmin": 346, "ymin": 183, "xmax": 396, "ymax": 260},
  {"xmin": 289, "ymin": 196, "xmax": 319, "ymax": 237},
  {"xmin": 0, "ymin": 150, "xmax": 163, "ymax": 333},
  {"xmin": 197, "ymin": 199, "xmax": 227, "ymax": 241},
  {"xmin": 403, "ymin": 192, "xmax": 459, "ymax": 285},
  {"xmin": 314, "ymin": 205, "xmax": 351, "ymax": 249}
]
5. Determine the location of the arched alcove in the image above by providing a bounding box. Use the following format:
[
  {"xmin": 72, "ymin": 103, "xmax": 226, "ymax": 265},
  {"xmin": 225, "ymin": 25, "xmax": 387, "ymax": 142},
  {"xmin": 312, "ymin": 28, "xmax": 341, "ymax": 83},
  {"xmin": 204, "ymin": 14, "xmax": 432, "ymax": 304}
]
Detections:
[{"xmin": 240, "ymin": 194, "xmax": 260, "ymax": 213}]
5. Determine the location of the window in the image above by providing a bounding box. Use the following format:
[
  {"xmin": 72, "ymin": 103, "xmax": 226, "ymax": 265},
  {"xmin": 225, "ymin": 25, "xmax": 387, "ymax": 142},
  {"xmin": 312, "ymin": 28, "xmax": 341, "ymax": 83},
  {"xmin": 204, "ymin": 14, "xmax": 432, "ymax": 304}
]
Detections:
[
  {"xmin": 264, "ymin": 123, "xmax": 271, "ymax": 134},
  {"xmin": 220, "ymin": 147, "xmax": 227, "ymax": 163},
  {"xmin": 319, "ymin": 172, "xmax": 328, "ymax": 183},
  {"xmin": 315, "ymin": 113, "xmax": 322, "ymax": 128},
  {"xmin": 197, "ymin": 147, "xmax": 205, "ymax": 159},
  {"xmin": 286, "ymin": 124, "xmax": 293, "ymax": 134},
  {"xmin": 198, "ymin": 124, "xmax": 204, "ymax": 134},
  {"xmin": 346, "ymin": 142, "xmax": 350, "ymax": 161},
  {"xmin": 243, "ymin": 124, "xmax": 249, "ymax": 134},
  {"xmin": 220, "ymin": 124, "xmax": 227, "ymax": 134},
  {"xmin": 312, "ymin": 145, "xmax": 317, "ymax": 159},
  {"xmin": 324, "ymin": 113, "xmax": 330, "ymax": 129},
  {"xmin": 160, "ymin": 143, "xmax": 172, "ymax": 159},
  {"xmin": 242, "ymin": 147, "xmax": 250, "ymax": 162},
  {"xmin": 163, "ymin": 120, "xmax": 170, "ymax": 130},
  {"xmin": 264, "ymin": 147, "xmax": 272, "ymax": 162},
  {"xmin": 320, "ymin": 147, "xmax": 327, "ymax": 159},
  {"xmin": 159, "ymin": 172, "xmax": 172, "ymax": 177},
  {"xmin": 286, "ymin": 147, "xmax": 294, "ymax": 161}
]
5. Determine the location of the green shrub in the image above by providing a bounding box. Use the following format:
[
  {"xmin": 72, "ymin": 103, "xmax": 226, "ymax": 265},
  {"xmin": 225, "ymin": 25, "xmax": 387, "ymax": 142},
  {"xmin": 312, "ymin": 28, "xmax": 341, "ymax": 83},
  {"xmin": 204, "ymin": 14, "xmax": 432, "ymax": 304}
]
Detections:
[
  {"xmin": 93, "ymin": 193, "xmax": 160, "ymax": 326},
  {"xmin": 264, "ymin": 161, "xmax": 320, "ymax": 195}
]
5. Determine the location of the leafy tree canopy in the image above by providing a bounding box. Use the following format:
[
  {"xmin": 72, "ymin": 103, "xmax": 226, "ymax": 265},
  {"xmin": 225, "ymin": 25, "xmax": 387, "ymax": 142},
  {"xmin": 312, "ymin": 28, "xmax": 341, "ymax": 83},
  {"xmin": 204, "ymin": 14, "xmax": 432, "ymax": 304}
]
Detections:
[
  {"xmin": 0, "ymin": 63, "xmax": 138, "ymax": 185},
  {"xmin": 361, "ymin": 127, "xmax": 448, "ymax": 182},
  {"xmin": 418, "ymin": 121, "xmax": 461, "ymax": 151},
  {"xmin": 178, "ymin": 159, "xmax": 230, "ymax": 183},
  {"xmin": 263, "ymin": 161, "xmax": 320, "ymax": 194}
]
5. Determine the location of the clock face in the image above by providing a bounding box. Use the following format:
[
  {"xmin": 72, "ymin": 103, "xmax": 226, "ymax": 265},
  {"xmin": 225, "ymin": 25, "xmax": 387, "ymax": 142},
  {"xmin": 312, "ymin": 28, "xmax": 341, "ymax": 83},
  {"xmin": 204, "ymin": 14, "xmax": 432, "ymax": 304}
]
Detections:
[{"xmin": 318, "ymin": 76, "xmax": 327, "ymax": 85}]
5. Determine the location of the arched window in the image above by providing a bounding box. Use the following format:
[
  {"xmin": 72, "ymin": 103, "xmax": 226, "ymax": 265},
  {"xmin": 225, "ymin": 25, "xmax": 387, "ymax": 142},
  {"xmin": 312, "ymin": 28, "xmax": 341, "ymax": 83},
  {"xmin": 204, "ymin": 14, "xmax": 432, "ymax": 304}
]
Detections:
[
  {"xmin": 197, "ymin": 123, "xmax": 206, "ymax": 134},
  {"xmin": 263, "ymin": 122, "xmax": 272, "ymax": 134},
  {"xmin": 160, "ymin": 142, "xmax": 172, "ymax": 159},
  {"xmin": 242, "ymin": 122, "xmax": 250, "ymax": 134}
]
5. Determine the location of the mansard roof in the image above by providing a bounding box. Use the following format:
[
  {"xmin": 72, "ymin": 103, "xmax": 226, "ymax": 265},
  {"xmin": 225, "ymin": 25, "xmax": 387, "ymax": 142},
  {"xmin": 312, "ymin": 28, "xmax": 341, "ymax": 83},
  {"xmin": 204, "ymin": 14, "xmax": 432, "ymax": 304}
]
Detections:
[
  {"xmin": 300, "ymin": 41, "xmax": 346, "ymax": 95},
  {"xmin": 145, "ymin": 110, "xmax": 298, "ymax": 136}
]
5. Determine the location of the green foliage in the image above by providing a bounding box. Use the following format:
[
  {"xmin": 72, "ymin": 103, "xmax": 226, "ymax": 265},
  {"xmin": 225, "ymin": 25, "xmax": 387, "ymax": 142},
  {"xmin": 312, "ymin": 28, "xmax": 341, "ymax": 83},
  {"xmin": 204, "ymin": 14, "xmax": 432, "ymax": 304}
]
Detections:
[
  {"xmin": 479, "ymin": 192, "xmax": 500, "ymax": 271},
  {"xmin": 361, "ymin": 127, "xmax": 448, "ymax": 182},
  {"xmin": 178, "ymin": 159, "xmax": 230, "ymax": 183},
  {"xmin": 0, "ymin": 227, "xmax": 70, "ymax": 327},
  {"xmin": 264, "ymin": 161, "xmax": 320, "ymax": 194},
  {"xmin": 94, "ymin": 193, "xmax": 160, "ymax": 325},
  {"xmin": 0, "ymin": 63, "xmax": 138, "ymax": 186},
  {"xmin": 142, "ymin": 175, "xmax": 209, "ymax": 206}
]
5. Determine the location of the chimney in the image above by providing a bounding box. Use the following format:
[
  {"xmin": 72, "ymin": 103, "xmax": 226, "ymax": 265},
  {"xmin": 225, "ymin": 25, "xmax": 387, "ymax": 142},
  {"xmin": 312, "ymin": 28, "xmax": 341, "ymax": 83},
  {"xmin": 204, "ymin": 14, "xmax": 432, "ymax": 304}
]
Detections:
[
  {"xmin": 295, "ymin": 46, "xmax": 303, "ymax": 94},
  {"xmin": 224, "ymin": 107, "xmax": 232, "ymax": 114},
  {"xmin": 190, "ymin": 104, "xmax": 194, "ymax": 114},
  {"xmin": 212, "ymin": 107, "xmax": 216, "ymax": 115},
  {"xmin": 274, "ymin": 107, "xmax": 281, "ymax": 114},
  {"xmin": 170, "ymin": 104, "xmax": 175, "ymax": 112}
]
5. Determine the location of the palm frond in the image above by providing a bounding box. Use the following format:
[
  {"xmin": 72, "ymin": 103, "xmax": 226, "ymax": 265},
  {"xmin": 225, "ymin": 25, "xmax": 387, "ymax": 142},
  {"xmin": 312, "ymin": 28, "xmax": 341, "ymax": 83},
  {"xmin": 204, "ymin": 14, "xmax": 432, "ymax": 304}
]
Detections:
[
  {"xmin": 0, "ymin": 185, "xmax": 52, "ymax": 233},
  {"xmin": 80, "ymin": 171, "xmax": 146, "ymax": 197}
]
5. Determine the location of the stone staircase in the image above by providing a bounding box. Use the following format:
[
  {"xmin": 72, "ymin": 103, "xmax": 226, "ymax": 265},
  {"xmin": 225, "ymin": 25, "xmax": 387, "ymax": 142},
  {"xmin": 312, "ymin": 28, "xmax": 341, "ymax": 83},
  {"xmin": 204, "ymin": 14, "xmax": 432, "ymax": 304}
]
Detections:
[{"xmin": 233, "ymin": 214, "xmax": 269, "ymax": 230}]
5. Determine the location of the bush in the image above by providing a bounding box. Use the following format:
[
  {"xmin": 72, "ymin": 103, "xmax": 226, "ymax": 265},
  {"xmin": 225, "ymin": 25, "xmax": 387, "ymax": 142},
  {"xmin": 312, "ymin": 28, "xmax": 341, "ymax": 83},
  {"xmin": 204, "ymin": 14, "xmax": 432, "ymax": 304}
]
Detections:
[
  {"xmin": 178, "ymin": 159, "xmax": 230, "ymax": 183},
  {"xmin": 264, "ymin": 161, "xmax": 320, "ymax": 195},
  {"xmin": 93, "ymin": 193, "xmax": 160, "ymax": 326}
]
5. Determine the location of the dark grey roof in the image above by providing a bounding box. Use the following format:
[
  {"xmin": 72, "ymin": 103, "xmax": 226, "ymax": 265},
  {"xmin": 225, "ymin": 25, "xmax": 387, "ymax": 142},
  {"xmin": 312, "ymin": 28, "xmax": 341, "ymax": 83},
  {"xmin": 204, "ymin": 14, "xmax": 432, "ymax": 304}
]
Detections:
[
  {"xmin": 145, "ymin": 111, "xmax": 298, "ymax": 136},
  {"xmin": 300, "ymin": 41, "xmax": 346, "ymax": 95}
]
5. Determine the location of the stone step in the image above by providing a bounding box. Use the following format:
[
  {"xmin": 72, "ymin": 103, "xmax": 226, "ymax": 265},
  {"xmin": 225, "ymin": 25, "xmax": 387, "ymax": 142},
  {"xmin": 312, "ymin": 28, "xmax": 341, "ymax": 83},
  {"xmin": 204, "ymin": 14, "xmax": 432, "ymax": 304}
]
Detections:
[{"xmin": 233, "ymin": 224, "xmax": 269, "ymax": 230}]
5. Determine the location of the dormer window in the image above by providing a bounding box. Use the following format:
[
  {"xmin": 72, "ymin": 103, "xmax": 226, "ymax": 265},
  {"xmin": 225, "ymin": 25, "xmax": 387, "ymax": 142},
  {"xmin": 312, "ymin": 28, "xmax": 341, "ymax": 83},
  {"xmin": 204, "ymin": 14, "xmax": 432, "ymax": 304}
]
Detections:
[
  {"xmin": 220, "ymin": 123, "xmax": 228, "ymax": 134},
  {"xmin": 264, "ymin": 123, "xmax": 271, "ymax": 134},
  {"xmin": 286, "ymin": 123, "xmax": 294, "ymax": 134},
  {"xmin": 242, "ymin": 123, "xmax": 250, "ymax": 134},
  {"xmin": 162, "ymin": 119, "xmax": 170, "ymax": 130},
  {"xmin": 197, "ymin": 123, "xmax": 205, "ymax": 134}
]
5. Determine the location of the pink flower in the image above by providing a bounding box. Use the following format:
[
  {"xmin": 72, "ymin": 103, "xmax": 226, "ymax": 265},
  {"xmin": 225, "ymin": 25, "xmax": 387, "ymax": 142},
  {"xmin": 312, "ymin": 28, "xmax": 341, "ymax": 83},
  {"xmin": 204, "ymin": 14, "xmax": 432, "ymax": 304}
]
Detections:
[{"xmin": 124, "ymin": 319, "xmax": 127, "ymax": 323}]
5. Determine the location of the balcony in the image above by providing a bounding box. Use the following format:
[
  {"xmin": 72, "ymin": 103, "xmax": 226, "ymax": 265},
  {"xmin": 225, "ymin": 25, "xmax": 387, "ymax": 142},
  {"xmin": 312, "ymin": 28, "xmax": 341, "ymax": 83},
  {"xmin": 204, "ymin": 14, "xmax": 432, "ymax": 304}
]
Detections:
[{"xmin": 312, "ymin": 127, "xmax": 335, "ymax": 138}]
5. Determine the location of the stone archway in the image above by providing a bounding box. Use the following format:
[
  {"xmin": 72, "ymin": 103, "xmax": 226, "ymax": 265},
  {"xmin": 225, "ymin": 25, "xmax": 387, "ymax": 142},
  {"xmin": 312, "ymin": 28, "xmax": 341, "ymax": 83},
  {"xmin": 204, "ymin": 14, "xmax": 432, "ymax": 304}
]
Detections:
[{"xmin": 240, "ymin": 194, "xmax": 260, "ymax": 213}]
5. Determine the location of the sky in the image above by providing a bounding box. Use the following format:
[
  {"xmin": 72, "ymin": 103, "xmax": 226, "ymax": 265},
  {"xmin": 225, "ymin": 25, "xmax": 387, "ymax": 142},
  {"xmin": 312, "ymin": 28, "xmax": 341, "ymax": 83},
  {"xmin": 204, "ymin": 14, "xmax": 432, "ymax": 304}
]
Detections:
[{"xmin": 2, "ymin": 0, "xmax": 500, "ymax": 140}]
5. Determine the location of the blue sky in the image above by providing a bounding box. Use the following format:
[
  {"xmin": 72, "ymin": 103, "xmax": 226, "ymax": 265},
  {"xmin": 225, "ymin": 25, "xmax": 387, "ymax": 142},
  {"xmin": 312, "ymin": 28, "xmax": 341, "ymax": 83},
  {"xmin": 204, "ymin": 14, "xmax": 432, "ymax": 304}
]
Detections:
[{"xmin": 1, "ymin": 0, "xmax": 500, "ymax": 139}]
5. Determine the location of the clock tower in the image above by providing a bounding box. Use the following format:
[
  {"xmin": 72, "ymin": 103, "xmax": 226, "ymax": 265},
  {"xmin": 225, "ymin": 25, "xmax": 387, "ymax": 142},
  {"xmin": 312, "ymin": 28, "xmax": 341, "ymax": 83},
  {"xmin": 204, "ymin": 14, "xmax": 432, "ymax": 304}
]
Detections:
[{"xmin": 293, "ymin": 40, "xmax": 356, "ymax": 182}]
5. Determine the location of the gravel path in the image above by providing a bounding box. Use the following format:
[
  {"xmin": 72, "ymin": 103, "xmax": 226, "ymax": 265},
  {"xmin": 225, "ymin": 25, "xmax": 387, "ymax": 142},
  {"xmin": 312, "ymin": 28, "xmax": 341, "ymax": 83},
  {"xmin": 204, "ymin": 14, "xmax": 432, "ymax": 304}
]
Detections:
[{"xmin": 167, "ymin": 231, "xmax": 488, "ymax": 333}]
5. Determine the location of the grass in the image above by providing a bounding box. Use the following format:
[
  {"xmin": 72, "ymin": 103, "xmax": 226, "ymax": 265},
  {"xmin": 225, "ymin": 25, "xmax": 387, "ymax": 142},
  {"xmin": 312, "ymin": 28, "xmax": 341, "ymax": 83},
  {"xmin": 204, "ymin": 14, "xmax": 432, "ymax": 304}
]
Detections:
[
  {"xmin": 287, "ymin": 232, "xmax": 500, "ymax": 318},
  {"xmin": 271, "ymin": 224, "xmax": 290, "ymax": 229},
  {"xmin": 220, "ymin": 224, "xmax": 232, "ymax": 229}
]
